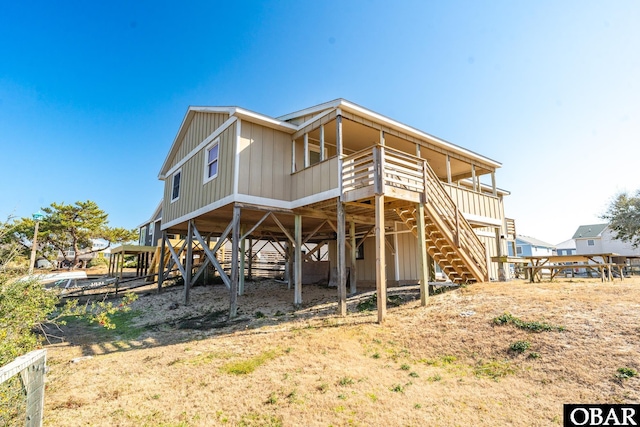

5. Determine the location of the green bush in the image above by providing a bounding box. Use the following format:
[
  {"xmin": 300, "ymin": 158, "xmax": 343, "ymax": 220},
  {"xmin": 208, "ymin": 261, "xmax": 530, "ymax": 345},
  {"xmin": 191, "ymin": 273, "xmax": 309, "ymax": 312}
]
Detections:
[{"xmin": 0, "ymin": 276, "xmax": 58, "ymax": 366}]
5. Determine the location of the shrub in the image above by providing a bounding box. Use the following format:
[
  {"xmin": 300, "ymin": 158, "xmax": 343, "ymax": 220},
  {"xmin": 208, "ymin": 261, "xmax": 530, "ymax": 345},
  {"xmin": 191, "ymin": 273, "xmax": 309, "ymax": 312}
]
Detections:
[
  {"xmin": 509, "ymin": 341, "xmax": 531, "ymax": 353},
  {"xmin": 616, "ymin": 367, "xmax": 638, "ymax": 380}
]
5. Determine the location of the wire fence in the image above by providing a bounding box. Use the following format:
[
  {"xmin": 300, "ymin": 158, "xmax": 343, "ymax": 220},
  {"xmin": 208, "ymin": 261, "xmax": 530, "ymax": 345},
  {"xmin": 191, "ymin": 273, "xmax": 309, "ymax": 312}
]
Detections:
[{"xmin": 0, "ymin": 349, "xmax": 46, "ymax": 427}]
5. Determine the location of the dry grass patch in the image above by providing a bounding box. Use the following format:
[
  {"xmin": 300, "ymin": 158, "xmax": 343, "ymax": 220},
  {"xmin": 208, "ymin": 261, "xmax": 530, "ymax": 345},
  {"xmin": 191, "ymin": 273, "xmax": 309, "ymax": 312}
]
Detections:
[{"xmin": 43, "ymin": 277, "xmax": 640, "ymax": 426}]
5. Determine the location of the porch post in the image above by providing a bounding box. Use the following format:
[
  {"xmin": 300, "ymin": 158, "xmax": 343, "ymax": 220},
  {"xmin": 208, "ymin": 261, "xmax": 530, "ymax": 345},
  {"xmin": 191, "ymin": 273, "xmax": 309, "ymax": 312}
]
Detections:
[
  {"xmin": 416, "ymin": 202, "xmax": 429, "ymax": 306},
  {"xmin": 491, "ymin": 172, "xmax": 497, "ymax": 196},
  {"xmin": 229, "ymin": 205, "xmax": 240, "ymax": 318},
  {"xmin": 349, "ymin": 220, "xmax": 357, "ymax": 294},
  {"xmin": 319, "ymin": 124, "xmax": 325, "ymax": 161},
  {"xmin": 337, "ymin": 200, "xmax": 347, "ymax": 316},
  {"xmin": 304, "ymin": 133, "xmax": 309, "ymax": 168},
  {"xmin": 336, "ymin": 115, "xmax": 343, "ymax": 156},
  {"xmin": 294, "ymin": 214, "xmax": 302, "ymax": 305},
  {"xmin": 446, "ymin": 154, "xmax": 452, "ymax": 184},
  {"xmin": 184, "ymin": 220, "xmax": 193, "ymax": 305},
  {"xmin": 471, "ymin": 164, "xmax": 477, "ymax": 192},
  {"xmin": 157, "ymin": 232, "xmax": 166, "ymax": 293}
]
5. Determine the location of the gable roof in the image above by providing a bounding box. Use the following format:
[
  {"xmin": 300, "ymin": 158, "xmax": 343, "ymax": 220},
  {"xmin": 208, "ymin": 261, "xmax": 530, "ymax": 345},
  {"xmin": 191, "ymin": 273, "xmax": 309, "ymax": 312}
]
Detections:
[
  {"xmin": 572, "ymin": 224, "xmax": 608, "ymax": 239},
  {"xmin": 280, "ymin": 99, "xmax": 502, "ymax": 169},
  {"xmin": 555, "ymin": 239, "xmax": 576, "ymax": 250},
  {"xmin": 516, "ymin": 235, "xmax": 556, "ymax": 249},
  {"xmin": 159, "ymin": 98, "xmax": 502, "ymax": 179}
]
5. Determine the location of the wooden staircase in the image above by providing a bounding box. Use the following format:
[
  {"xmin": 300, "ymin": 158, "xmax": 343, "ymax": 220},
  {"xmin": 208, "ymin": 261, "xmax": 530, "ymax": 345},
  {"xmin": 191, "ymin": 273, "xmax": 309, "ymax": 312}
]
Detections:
[{"xmin": 395, "ymin": 163, "xmax": 488, "ymax": 283}]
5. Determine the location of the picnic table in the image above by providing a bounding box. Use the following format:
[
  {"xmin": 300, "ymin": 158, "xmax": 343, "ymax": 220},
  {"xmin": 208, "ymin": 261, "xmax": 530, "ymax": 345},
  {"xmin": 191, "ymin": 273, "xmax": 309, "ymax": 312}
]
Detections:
[{"xmin": 522, "ymin": 253, "xmax": 624, "ymax": 283}]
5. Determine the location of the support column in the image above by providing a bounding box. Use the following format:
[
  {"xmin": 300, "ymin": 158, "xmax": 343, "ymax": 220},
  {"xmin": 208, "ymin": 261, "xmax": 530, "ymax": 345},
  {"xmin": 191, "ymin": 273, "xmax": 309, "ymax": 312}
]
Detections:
[
  {"xmin": 337, "ymin": 200, "xmax": 347, "ymax": 316},
  {"xmin": 303, "ymin": 133, "xmax": 309, "ymax": 168},
  {"xmin": 248, "ymin": 238, "xmax": 253, "ymax": 280},
  {"xmin": 471, "ymin": 164, "xmax": 477, "ymax": 192},
  {"xmin": 446, "ymin": 154, "xmax": 452, "ymax": 184},
  {"xmin": 375, "ymin": 193, "xmax": 386, "ymax": 323},
  {"xmin": 319, "ymin": 124, "xmax": 325, "ymax": 161},
  {"xmin": 239, "ymin": 225, "xmax": 246, "ymax": 296},
  {"xmin": 294, "ymin": 215, "xmax": 302, "ymax": 305},
  {"xmin": 184, "ymin": 220, "xmax": 193, "ymax": 305},
  {"xmin": 287, "ymin": 242, "xmax": 293, "ymax": 290},
  {"xmin": 495, "ymin": 228, "xmax": 506, "ymax": 281},
  {"xmin": 349, "ymin": 220, "xmax": 357, "ymax": 294},
  {"xmin": 229, "ymin": 205, "xmax": 240, "ymax": 318},
  {"xmin": 416, "ymin": 202, "xmax": 429, "ymax": 306}
]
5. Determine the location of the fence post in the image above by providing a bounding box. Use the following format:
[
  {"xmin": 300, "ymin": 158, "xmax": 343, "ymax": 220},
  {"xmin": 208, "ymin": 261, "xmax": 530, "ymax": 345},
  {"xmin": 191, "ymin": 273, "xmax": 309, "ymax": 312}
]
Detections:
[{"xmin": 1, "ymin": 349, "xmax": 47, "ymax": 427}]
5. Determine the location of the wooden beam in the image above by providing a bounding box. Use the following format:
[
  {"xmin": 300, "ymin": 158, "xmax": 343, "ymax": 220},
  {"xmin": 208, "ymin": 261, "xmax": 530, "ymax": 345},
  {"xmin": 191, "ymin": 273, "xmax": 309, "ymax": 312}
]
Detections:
[
  {"xmin": 320, "ymin": 124, "xmax": 325, "ymax": 161},
  {"xmin": 416, "ymin": 202, "xmax": 429, "ymax": 306},
  {"xmin": 239, "ymin": 225, "xmax": 246, "ymax": 296},
  {"xmin": 270, "ymin": 213, "xmax": 295, "ymax": 244},
  {"xmin": 337, "ymin": 199, "xmax": 347, "ymax": 316},
  {"xmin": 229, "ymin": 205, "xmax": 240, "ymax": 318},
  {"xmin": 157, "ymin": 232, "xmax": 166, "ymax": 293},
  {"xmin": 375, "ymin": 193, "xmax": 386, "ymax": 323},
  {"xmin": 184, "ymin": 220, "xmax": 193, "ymax": 305},
  {"xmin": 294, "ymin": 215, "xmax": 302, "ymax": 305},
  {"xmin": 304, "ymin": 133, "xmax": 309, "ymax": 168},
  {"xmin": 350, "ymin": 220, "xmax": 357, "ymax": 295}
]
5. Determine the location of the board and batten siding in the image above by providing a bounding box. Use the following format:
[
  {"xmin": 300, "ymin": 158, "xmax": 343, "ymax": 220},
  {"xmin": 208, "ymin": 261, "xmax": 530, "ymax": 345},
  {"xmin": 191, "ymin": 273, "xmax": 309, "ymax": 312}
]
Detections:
[
  {"xmin": 237, "ymin": 121, "xmax": 292, "ymax": 201},
  {"xmin": 290, "ymin": 157, "xmax": 339, "ymax": 201},
  {"xmin": 442, "ymin": 184, "xmax": 501, "ymax": 220},
  {"xmin": 167, "ymin": 112, "xmax": 230, "ymax": 168},
  {"xmin": 163, "ymin": 122, "xmax": 236, "ymax": 224}
]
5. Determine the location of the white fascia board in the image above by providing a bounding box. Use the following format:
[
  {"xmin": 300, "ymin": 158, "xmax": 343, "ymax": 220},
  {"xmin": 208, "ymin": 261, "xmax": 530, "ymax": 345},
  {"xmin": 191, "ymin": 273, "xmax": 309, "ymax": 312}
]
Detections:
[
  {"xmin": 160, "ymin": 189, "xmax": 341, "ymax": 231},
  {"xmin": 160, "ymin": 116, "xmax": 238, "ymax": 179},
  {"xmin": 231, "ymin": 107, "xmax": 298, "ymax": 133},
  {"xmin": 158, "ymin": 106, "xmax": 236, "ymax": 179},
  {"xmin": 338, "ymin": 100, "xmax": 502, "ymax": 169},
  {"xmin": 457, "ymin": 179, "xmax": 511, "ymax": 196},
  {"xmin": 463, "ymin": 213, "xmax": 503, "ymax": 227},
  {"xmin": 276, "ymin": 99, "xmax": 343, "ymax": 121}
]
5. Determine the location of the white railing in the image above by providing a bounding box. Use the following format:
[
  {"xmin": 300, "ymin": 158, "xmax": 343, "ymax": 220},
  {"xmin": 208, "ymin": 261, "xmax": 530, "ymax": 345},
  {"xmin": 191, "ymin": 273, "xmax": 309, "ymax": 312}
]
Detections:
[
  {"xmin": 342, "ymin": 145, "xmax": 425, "ymax": 194},
  {"xmin": 0, "ymin": 349, "xmax": 46, "ymax": 427}
]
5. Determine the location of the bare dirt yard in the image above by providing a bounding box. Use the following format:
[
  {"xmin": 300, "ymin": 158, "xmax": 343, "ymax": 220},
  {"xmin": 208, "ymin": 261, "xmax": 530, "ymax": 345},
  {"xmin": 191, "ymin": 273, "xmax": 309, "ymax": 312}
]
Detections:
[{"xmin": 43, "ymin": 276, "xmax": 640, "ymax": 426}]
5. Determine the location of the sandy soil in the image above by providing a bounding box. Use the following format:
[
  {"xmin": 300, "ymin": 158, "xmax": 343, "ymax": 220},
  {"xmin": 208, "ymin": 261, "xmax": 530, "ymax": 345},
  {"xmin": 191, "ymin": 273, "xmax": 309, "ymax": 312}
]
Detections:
[{"xmin": 43, "ymin": 277, "xmax": 640, "ymax": 426}]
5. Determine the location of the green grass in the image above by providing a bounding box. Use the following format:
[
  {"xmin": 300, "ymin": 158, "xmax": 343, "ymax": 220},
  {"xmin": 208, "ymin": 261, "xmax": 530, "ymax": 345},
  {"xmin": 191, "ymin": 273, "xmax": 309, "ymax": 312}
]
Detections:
[
  {"xmin": 474, "ymin": 359, "xmax": 516, "ymax": 380},
  {"xmin": 493, "ymin": 312, "xmax": 564, "ymax": 332},
  {"xmin": 220, "ymin": 350, "xmax": 279, "ymax": 375},
  {"xmin": 62, "ymin": 309, "xmax": 145, "ymax": 341}
]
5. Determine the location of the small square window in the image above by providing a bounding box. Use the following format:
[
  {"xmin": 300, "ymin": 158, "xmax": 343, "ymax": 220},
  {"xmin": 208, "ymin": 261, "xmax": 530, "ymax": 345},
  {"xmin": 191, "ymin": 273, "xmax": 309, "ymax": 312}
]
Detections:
[
  {"xmin": 516, "ymin": 246, "xmax": 522, "ymax": 255},
  {"xmin": 587, "ymin": 239, "xmax": 595, "ymax": 246}
]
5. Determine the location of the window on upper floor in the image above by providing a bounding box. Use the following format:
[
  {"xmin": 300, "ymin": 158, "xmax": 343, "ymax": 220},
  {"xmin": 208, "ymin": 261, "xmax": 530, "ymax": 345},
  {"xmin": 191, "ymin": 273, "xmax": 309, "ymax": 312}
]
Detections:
[
  {"xmin": 308, "ymin": 143, "xmax": 327, "ymax": 166},
  {"xmin": 516, "ymin": 246, "xmax": 523, "ymax": 255},
  {"xmin": 171, "ymin": 169, "xmax": 181, "ymax": 202},
  {"xmin": 587, "ymin": 239, "xmax": 595, "ymax": 246},
  {"xmin": 204, "ymin": 138, "xmax": 219, "ymax": 183}
]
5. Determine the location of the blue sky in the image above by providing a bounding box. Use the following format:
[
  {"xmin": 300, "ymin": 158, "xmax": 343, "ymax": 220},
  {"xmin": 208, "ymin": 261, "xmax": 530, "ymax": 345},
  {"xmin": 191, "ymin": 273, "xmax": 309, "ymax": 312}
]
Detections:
[{"xmin": 1, "ymin": 1, "xmax": 638, "ymax": 245}]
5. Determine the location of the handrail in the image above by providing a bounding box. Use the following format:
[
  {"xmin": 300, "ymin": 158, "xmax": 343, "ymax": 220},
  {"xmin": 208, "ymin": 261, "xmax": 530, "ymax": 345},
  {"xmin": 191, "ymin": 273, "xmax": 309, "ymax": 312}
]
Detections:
[{"xmin": 423, "ymin": 163, "xmax": 487, "ymax": 275}]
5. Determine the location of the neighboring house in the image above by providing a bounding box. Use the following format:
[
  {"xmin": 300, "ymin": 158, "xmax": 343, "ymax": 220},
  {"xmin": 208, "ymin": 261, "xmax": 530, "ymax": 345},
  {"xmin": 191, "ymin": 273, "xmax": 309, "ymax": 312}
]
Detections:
[
  {"xmin": 573, "ymin": 223, "xmax": 640, "ymax": 256},
  {"xmin": 508, "ymin": 235, "xmax": 556, "ymax": 257},
  {"xmin": 155, "ymin": 98, "xmax": 514, "ymax": 317},
  {"xmin": 554, "ymin": 239, "xmax": 576, "ymax": 256},
  {"xmin": 138, "ymin": 201, "xmax": 163, "ymax": 247},
  {"xmin": 56, "ymin": 239, "xmax": 111, "ymax": 268}
]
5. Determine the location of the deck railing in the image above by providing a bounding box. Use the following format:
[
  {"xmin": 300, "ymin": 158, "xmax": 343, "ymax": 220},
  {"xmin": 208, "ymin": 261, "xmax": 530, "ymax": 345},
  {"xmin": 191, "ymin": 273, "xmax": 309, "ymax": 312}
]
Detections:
[{"xmin": 342, "ymin": 145, "xmax": 425, "ymax": 195}]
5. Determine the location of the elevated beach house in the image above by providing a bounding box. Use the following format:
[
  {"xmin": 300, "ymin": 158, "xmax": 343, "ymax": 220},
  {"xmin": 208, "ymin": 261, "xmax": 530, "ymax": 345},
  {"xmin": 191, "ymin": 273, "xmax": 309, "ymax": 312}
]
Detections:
[{"xmin": 156, "ymin": 99, "xmax": 513, "ymax": 322}]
